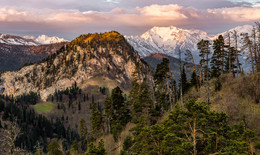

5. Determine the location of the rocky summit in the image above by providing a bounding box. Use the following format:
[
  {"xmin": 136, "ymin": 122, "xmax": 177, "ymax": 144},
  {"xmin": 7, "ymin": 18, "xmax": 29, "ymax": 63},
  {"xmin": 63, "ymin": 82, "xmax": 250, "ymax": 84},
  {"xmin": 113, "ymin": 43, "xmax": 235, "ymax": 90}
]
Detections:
[{"xmin": 0, "ymin": 31, "xmax": 152, "ymax": 100}]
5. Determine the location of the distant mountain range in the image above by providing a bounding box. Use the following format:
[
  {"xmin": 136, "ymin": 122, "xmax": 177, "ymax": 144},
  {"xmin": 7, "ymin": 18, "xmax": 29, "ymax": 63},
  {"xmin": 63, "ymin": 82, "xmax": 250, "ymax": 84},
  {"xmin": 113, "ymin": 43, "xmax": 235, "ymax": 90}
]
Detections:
[
  {"xmin": 126, "ymin": 24, "xmax": 254, "ymax": 69},
  {"xmin": 0, "ymin": 33, "xmax": 67, "ymax": 45},
  {"xmin": 0, "ymin": 34, "xmax": 68, "ymax": 71},
  {"xmin": 23, "ymin": 35, "xmax": 67, "ymax": 45},
  {"xmin": 0, "ymin": 24, "xmax": 255, "ymax": 71}
]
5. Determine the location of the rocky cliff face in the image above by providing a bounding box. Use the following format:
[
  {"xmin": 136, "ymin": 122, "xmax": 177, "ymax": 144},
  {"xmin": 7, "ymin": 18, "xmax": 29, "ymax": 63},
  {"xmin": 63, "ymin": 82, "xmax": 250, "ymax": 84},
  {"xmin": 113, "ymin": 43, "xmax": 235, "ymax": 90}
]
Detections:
[{"xmin": 0, "ymin": 31, "xmax": 152, "ymax": 100}]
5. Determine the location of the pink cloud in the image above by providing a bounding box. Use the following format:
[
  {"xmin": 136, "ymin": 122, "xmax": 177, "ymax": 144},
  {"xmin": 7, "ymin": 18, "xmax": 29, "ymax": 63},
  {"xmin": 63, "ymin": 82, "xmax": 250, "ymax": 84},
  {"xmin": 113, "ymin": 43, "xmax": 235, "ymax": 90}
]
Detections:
[{"xmin": 0, "ymin": 4, "xmax": 259, "ymax": 38}]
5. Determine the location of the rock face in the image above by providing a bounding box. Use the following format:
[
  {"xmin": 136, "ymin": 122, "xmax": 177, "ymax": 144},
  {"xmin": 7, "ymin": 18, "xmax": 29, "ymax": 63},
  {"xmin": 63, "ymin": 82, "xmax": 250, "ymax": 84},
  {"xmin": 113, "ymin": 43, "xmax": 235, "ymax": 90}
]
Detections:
[
  {"xmin": 0, "ymin": 42, "xmax": 68, "ymax": 71},
  {"xmin": 0, "ymin": 31, "xmax": 152, "ymax": 100}
]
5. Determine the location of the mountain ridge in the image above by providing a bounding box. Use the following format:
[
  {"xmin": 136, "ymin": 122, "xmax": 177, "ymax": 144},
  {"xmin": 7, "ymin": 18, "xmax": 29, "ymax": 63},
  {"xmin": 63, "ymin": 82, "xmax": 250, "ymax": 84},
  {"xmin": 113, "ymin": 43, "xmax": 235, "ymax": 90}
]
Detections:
[
  {"xmin": 126, "ymin": 24, "xmax": 255, "ymax": 69},
  {"xmin": 0, "ymin": 31, "xmax": 152, "ymax": 100},
  {"xmin": 0, "ymin": 33, "xmax": 67, "ymax": 45}
]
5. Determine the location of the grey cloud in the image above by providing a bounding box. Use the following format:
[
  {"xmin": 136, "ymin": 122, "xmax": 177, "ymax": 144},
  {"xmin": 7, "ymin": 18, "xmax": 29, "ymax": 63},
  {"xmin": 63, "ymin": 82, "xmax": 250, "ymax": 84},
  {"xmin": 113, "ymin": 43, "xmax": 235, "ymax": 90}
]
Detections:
[{"xmin": 0, "ymin": 0, "xmax": 254, "ymax": 11}]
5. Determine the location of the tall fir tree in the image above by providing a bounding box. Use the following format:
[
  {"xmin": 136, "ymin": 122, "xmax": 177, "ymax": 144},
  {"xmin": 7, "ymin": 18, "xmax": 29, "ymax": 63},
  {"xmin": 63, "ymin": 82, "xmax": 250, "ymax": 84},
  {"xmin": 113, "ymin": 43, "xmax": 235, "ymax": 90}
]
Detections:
[
  {"xmin": 211, "ymin": 35, "xmax": 226, "ymax": 77},
  {"xmin": 90, "ymin": 102, "xmax": 104, "ymax": 139},
  {"xmin": 129, "ymin": 62, "xmax": 153, "ymax": 123},
  {"xmin": 197, "ymin": 39, "xmax": 211, "ymax": 104},
  {"xmin": 179, "ymin": 67, "xmax": 189, "ymax": 94},
  {"xmin": 154, "ymin": 58, "xmax": 171, "ymax": 112}
]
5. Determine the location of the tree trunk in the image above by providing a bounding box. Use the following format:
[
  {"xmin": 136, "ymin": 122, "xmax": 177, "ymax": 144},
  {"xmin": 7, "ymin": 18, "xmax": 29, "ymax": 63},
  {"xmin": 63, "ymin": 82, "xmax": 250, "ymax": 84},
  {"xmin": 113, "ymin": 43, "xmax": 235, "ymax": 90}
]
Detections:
[
  {"xmin": 193, "ymin": 117, "xmax": 197, "ymax": 155},
  {"xmin": 179, "ymin": 48, "xmax": 183, "ymax": 107},
  {"xmin": 227, "ymin": 32, "xmax": 232, "ymax": 73},
  {"xmin": 249, "ymin": 45, "xmax": 255, "ymax": 74},
  {"xmin": 233, "ymin": 30, "xmax": 241, "ymax": 77},
  {"xmin": 206, "ymin": 51, "xmax": 210, "ymax": 104}
]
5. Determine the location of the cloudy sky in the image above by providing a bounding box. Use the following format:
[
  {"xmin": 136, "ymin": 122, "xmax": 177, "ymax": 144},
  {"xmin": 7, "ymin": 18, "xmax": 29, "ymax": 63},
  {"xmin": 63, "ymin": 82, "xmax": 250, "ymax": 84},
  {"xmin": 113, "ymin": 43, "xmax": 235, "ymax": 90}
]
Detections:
[{"xmin": 0, "ymin": 0, "xmax": 260, "ymax": 40}]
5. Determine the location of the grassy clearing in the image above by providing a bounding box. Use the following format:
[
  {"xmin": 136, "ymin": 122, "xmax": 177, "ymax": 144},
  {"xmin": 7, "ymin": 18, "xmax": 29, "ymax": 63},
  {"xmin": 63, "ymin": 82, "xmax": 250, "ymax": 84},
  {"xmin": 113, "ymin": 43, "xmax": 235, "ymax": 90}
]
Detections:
[
  {"xmin": 80, "ymin": 76, "xmax": 118, "ymax": 91},
  {"xmin": 33, "ymin": 102, "xmax": 56, "ymax": 114}
]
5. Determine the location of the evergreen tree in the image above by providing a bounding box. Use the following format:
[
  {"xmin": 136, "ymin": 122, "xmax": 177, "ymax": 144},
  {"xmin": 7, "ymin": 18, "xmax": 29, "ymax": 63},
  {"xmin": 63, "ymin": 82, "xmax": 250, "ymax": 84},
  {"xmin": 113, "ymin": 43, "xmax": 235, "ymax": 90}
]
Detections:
[
  {"xmin": 197, "ymin": 39, "xmax": 211, "ymax": 104},
  {"xmin": 129, "ymin": 63, "xmax": 152, "ymax": 123},
  {"xmin": 110, "ymin": 87, "xmax": 131, "ymax": 126},
  {"xmin": 190, "ymin": 71, "xmax": 198, "ymax": 89},
  {"xmin": 241, "ymin": 33, "xmax": 255, "ymax": 74},
  {"xmin": 69, "ymin": 140, "xmax": 80, "ymax": 154},
  {"xmin": 131, "ymin": 99, "xmax": 258, "ymax": 155},
  {"xmin": 47, "ymin": 139, "xmax": 63, "ymax": 155},
  {"xmin": 185, "ymin": 49, "xmax": 198, "ymax": 89},
  {"xmin": 154, "ymin": 58, "xmax": 171, "ymax": 112},
  {"xmin": 78, "ymin": 102, "xmax": 81, "ymax": 111},
  {"xmin": 104, "ymin": 87, "xmax": 130, "ymax": 140},
  {"xmin": 225, "ymin": 46, "xmax": 237, "ymax": 75},
  {"xmin": 179, "ymin": 67, "xmax": 189, "ymax": 94},
  {"xmin": 211, "ymin": 35, "xmax": 226, "ymax": 77},
  {"xmin": 79, "ymin": 118, "xmax": 88, "ymax": 146},
  {"xmin": 90, "ymin": 102, "xmax": 103, "ymax": 139},
  {"xmin": 86, "ymin": 139, "xmax": 106, "ymax": 155},
  {"xmin": 231, "ymin": 30, "xmax": 242, "ymax": 76}
]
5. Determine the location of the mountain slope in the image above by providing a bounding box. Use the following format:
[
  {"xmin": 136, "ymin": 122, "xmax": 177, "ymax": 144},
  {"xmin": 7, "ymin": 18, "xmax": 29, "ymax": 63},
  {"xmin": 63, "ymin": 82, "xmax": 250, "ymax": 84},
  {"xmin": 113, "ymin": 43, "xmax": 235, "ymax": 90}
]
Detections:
[
  {"xmin": 0, "ymin": 42, "xmax": 67, "ymax": 71},
  {"xmin": 142, "ymin": 53, "xmax": 187, "ymax": 80},
  {"xmin": 0, "ymin": 31, "xmax": 152, "ymax": 100},
  {"xmin": 0, "ymin": 33, "xmax": 69, "ymax": 71}
]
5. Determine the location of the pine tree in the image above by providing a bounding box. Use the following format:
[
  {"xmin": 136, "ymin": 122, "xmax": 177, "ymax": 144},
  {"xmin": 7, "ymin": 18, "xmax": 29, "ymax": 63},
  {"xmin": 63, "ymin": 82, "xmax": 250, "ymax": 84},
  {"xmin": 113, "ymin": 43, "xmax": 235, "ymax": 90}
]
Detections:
[
  {"xmin": 255, "ymin": 22, "xmax": 260, "ymax": 72},
  {"xmin": 129, "ymin": 63, "xmax": 152, "ymax": 122},
  {"xmin": 231, "ymin": 30, "xmax": 242, "ymax": 77},
  {"xmin": 78, "ymin": 102, "xmax": 81, "ymax": 111},
  {"xmin": 211, "ymin": 35, "xmax": 226, "ymax": 77},
  {"xmin": 79, "ymin": 118, "xmax": 88, "ymax": 145},
  {"xmin": 185, "ymin": 49, "xmax": 198, "ymax": 89},
  {"xmin": 190, "ymin": 71, "xmax": 198, "ymax": 89},
  {"xmin": 154, "ymin": 58, "xmax": 171, "ymax": 111},
  {"xmin": 47, "ymin": 139, "xmax": 63, "ymax": 155},
  {"xmin": 70, "ymin": 140, "xmax": 80, "ymax": 154},
  {"xmin": 179, "ymin": 67, "xmax": 189, "ymax": 94},
  {"xmin": 225, "ymin": 46, "xmax": 237, "ymax": 75},
  {"xmin": 104, "ymin": 87, "xmax": 131, "ymax": 140},
  {"xmin": 131, "ymin": 99, "xmax": 258, "ymax": 155},
  {"xmin": 104, "ymin": 96, "xmax": 112, "ymax": 134},
  {"xmin": 110, "ymin": 86, "xmax": 130, "ymax": 126},
  {"xmin": 90, "ymin": 102, "xmax": 103, "ymax": 138},
  {"xmin": 86, "ymin": 139, "xmax": 106, "ymax": 155},
  {"xmin": 241, "ymin": 33, "xmax": 255, "ymax": 74},
  {"xmin": 197, "ymin": 39, "xmax": 211, "ymax": 104}
]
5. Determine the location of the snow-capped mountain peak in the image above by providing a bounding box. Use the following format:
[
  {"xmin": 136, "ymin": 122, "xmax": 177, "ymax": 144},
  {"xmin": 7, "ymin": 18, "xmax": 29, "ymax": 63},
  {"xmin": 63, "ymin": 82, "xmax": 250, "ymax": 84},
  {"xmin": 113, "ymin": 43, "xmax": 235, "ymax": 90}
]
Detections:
[
  {"xmin": 35, "ymin": 35, "xmax": 67, "ymax": 44},
  {"xmin": 126, "ymin": 25, "xmax": 210, "ymax": 62},
  {"xmin": 0, "ymin": 34, "xmax": 39, "ymax": 46},
  {"xmin": 0, "ymin": 33, "xmax": 68, "ymax": 46},
  {"xmin": 23, "ymin": 35, "xmax": 67, "ymax": 44},
  {"xmin": 126, "ymin": 24, "xmax": 255, "ymax": 69}
]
